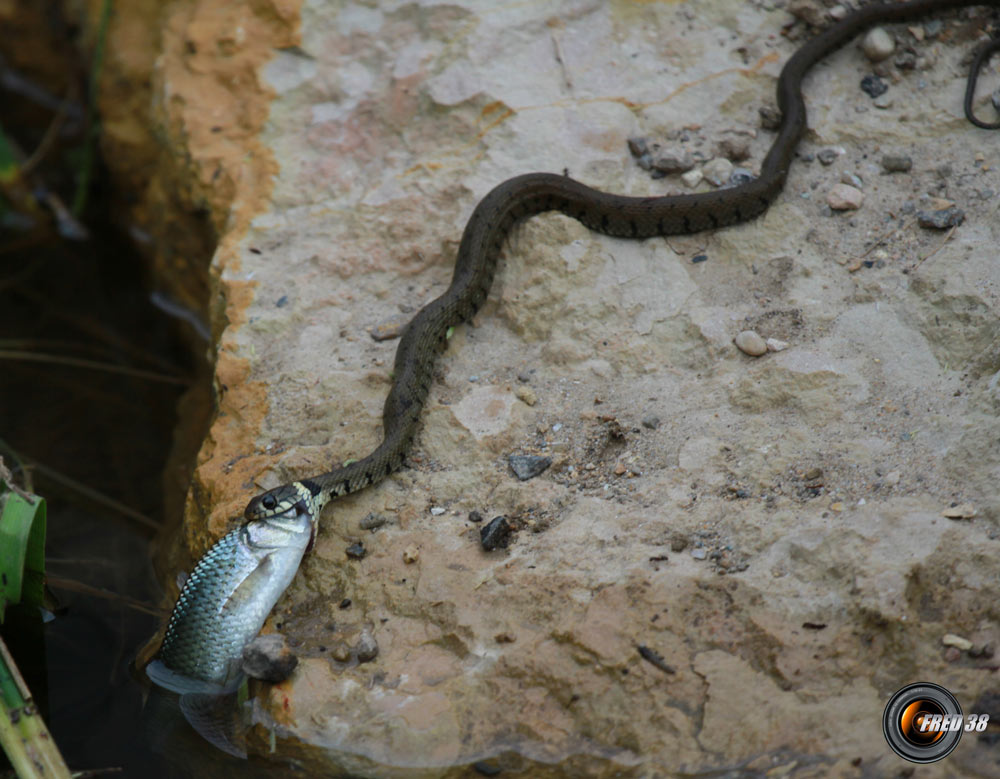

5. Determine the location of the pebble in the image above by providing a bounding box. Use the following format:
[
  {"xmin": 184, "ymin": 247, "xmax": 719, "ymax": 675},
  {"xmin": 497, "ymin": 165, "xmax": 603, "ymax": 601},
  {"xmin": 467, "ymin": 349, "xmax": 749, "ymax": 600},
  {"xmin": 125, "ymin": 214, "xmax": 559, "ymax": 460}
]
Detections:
[
  {"xmin": 690, "ymin": 548, "xmax": 707, "ymax": 560},
  {"xmin": 402, "ymin": 545, "xmax": 419, "ymax": 563},
  {"xmin": 509, "ymin": 454, "xmax": 552, "ymax": 480},
  {"xmin": 670, "ymin": 535, "xmax": 688, "ymax": 552},
  {"xmin": 681, "ymin": 168, "xmax": 704, "ymax": 188},
  {"xmin": 480, "ymin": 516, "xmax": 513, "ymax": 551},
  {"xmin": 468, "ymin": 510, "xmax": 484, "ymax": 523},
  {"xmin": 345, "ymin": 542, "xmax": 366, "ymax": 559},
  {"xmin": 817, "ymin": 147, "xmax": 840, "ymax": 165},
  {"xmin": 840, "ymin": 171, "xmax": 863, "ymax": 189},
  {"xmin": 360, "ymin": 512, "xmax": 390, "ymax": 530},
  {"xmin": 652, "ymin": 148, "xmax": 695, "ymax": 174},
  {"xmin": 641, "ymin": 415, "xmax": 660, "ymax": 430},
  {"xmin": 830, "ymin": 502, "xmax": 844, "ymax": 512},
  {"xmin": 729, "ymin": 168, "xmax": 754, "ymax": 186},
  {"xmin": 627, "ymin": 136, "xmax": 649, "ymax": 158},
  {"xmin": 515, "ymin": 386, "xmax": 537, "ymax": 406},
  {"xmin": 370, "ymin": 316, "xmax": 408, "ymax": 341},
  {"xmin": 943, "ymin": 646, "xmax": 962, "ymax": 663},
  {"xmin": 717, "ymin": 137, "xmax": 750, "ymax": 162},
  {"xmin": 917, "ymin": 207, "xmax": 964, "ymax": 229},
  {"xmin": 734, "ymin": 330, "xmax": 768, "ymax": 356},
  {"xmin": 826, "ymin": 183, "xmax": 864, "ymax": 210},
  {"xmin": 860, "ymin": 74, "xmax": 888, "ymax": 98},
  {"xmin": 691, "ymin": 253, "xmax": 708, "ymax": 264},
  {"xmin": 881, "ymin": 154, "xmax": 912, "ymax": 173},
  {"xmin": 331, "ymin": 643, "xmax": 351, "ymax": 662},
  {"xmin": 941, "ymin": 503, "xmax": 977, "ymax": 520},
  {"xmin": 884, "ymin": 470, "xmax": 901, "ymax": 486},
  {"xmin": 430, "ymin": 506, "xmax": 446, "ymax": 516},
  {"xmin": 355, "ymin": 629, "xmax": 379, "ymax": 663},
  {"xmin": 241, "ymin": 634, "xmax": 298, "ymax": 683},
  {"xmin": 758, "ymin": 105, "xmax": 782, "ymax": 130},
  {"xmin": 702, "ymin": 157, "xmax": 734, "ymax": 187},
  {"xmin": 872, "ymin": 93, "xmax": 894, "ymax": 110},
  {"xmin": 861, "ymin": 27, "xmax": 895, "ymax": 62},
  {"xmin": 766, "ymin": 337, "xmax": 789, "ymax": 352},
  {"xmin": 942, "ymin": 633, "xmax": 973, "ymax": 651},
  {"xmin": 516, "ymin": 370, "xmax": 531, "ymax": 383}
]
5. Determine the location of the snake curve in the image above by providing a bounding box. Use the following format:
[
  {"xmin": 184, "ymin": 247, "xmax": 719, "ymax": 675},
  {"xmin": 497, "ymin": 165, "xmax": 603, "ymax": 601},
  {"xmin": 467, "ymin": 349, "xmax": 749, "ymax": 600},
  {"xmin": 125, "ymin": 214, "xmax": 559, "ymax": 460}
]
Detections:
[{"xmin": 245, "ymin": 0, "xmax": 999, "ymax": 523}]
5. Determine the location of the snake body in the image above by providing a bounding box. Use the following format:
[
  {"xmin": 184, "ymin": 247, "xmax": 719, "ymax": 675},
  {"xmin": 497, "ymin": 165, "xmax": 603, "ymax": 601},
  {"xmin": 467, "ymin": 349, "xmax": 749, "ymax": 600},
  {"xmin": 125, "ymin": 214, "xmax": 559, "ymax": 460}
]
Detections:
[{"xmin": 245, "ymin": 0, "xmax": 998, "ymax": 522}]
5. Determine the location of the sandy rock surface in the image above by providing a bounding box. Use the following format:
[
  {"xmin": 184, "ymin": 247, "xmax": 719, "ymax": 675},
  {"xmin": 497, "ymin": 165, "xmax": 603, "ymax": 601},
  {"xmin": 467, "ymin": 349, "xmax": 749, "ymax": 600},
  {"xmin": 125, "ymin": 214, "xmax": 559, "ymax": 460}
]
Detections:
[{"xmin": 187, "ymin": 1, "xmax": 1000, "ymax": 775}]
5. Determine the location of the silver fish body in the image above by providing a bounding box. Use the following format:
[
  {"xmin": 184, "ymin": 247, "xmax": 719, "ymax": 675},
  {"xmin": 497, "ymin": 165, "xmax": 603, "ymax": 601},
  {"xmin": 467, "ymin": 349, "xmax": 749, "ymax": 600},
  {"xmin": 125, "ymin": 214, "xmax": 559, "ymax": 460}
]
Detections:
[{"xmin": 147, "ymin": 500, "xmax": 314, "ymax": 695}]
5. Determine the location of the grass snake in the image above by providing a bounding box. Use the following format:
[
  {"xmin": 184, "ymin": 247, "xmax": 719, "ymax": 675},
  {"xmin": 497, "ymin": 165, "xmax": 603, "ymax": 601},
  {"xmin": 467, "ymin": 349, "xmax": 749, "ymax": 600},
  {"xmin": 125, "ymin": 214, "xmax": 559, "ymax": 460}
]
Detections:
[{"xmin": 244, "ymin": 0, "xmax": 999, "ymax": 527}]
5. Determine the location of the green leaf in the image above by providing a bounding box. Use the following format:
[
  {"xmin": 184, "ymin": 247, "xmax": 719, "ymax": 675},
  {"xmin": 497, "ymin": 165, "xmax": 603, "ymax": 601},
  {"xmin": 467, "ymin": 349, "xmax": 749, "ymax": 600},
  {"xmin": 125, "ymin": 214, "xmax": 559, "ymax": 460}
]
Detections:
[{"xmin": 0, "ymin": 491, "xmax": 46, "ymax": 622}]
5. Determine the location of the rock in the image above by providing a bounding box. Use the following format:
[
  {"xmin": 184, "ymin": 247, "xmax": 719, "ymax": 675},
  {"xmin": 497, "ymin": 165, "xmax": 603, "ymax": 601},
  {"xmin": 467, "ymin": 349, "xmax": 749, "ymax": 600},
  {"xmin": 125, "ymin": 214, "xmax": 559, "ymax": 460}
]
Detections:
[
  {"xmin": 840, "ymin": 171, "xmax": 863, "ymax": 189},
  {"xmin": 758, "ymin": 104, "xmax": 782, "ymax": 130},
  {"xmin": 627, "ymin": 136, "xmax": 649, "ymax": 158},
  {"xmin": 734, "ymin": 330, "xmax": 768, "ymax": 356},
  {"xmin": 355, "ymin": 629, "xmax": 379, "ymax": 663},
  {"xmin": 826, "ymin": 183, "xmax": 864, "ymax": 210},
  {"xmin": 670, "ymin": 535, "xmax": 688, "ymax": 552},
  {"xmin": 359, "ymin": 512, "xmax": 390, "ymax": 531},
  {"xmin": 681, "ymin": 168, "xmax": 704, "ymax": 188},
  {"xmin": 641, "ymin": 415, "xmax": 660, "ymax": 430},
  {"xmin": 881, "ymin": 154, "xmax": 912, "ymax": 173},
  {"xmin": 402, "ymin": 545, "xmax": 419, "ymax": 563},
  {"xmin": 717, "ymin": 137, "xmax": 750, "ymax": 163},
  {"xmin": 766, "ymin": 338, "xmax": 789, "ymax": 352},
  {"xmin": 508, "ymin": 454, "xmax": 552, "ymax": 480},
  {"xmin": 515, "ymin": 385, "xmax": 537, "ymax": 406},
  {"xmin": 860, "ymin": 74, "xmax": 888, "ymax": 98},
  {"xmin": 787, "ymin": 0, "xmax": 826, "ymax": 27},
  {"xmin": 468, "ymin": 510, "xmax": 484, "ymax": 523},
  {"xmin": 651, "ymin": 148, "xmax": 695, "ymax": 174},
  {"xmin": 941, "ymin": 633, "xmax": 973, "ymax": 651},
  {"xmin": 941, "ymin": 503, "xmax": 976, "ymax": 519},
  {"xmin": 702, "ymin": 157, "xmax": 734, "ymax": 187},
  {"xmin": 345, "ymin": 542, "xmax": 366, "ymax": 559},
  {"xmin": 480, "ymin": 516, "xmax": 513, "ymax": 551},
  {"xmin": 430, "ymin": 506, "xmax": 446, "ymax": 516},
  {"xmin": 884, "ymin": 470, "xmax": 901, "ymax": 486},
  {"xmin": 816, "ymin": 147, "xmax": 840, "ymax": 165},
  {"xmin": 917, "ymin": 207, "xmax": 964, "ymax": 229},
  {"xmin": 242, "ymin": 634, "xmax": 298, "ymax": 683},
  {"xmin": 370, "ymin": 316, "xmax": 408, "ymax": 341},
  {"xmin": 861, "ymin": 27, "xmax": 895, "ymax": 62},
  {"xmin": 690, "ymin": 548, "xmax": 707, "ymax": 560}
]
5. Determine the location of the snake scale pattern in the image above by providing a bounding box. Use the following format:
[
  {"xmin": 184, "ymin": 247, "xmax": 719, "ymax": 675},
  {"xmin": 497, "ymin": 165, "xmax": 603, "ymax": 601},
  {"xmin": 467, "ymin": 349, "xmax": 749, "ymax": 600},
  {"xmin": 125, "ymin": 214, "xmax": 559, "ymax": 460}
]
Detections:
[{"xmin": 244, "ymin": 0, "xmax": 999, "ymax": 524}]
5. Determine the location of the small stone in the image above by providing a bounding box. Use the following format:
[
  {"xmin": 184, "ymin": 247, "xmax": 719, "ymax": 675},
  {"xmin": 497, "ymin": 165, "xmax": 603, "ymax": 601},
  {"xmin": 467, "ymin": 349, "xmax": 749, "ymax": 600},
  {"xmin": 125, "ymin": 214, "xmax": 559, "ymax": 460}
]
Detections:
[
  {"xmin": 840, "ymin": 171, "xmax": 863, "ymax": 189},
  {"xmin": 860, "ymin": 74, "xmax": 888, "ymax": 98},
  {"xmin": 331, "ymin": 643, "xmax": 351, "ymax": 662},
  {"xmin": 480, "ymin": 516, "xmax": 513, "ymax": 551},
  {"xmin": 702, "ymin": 157, "xmax": 734, "ymax": 187},
  {"xmin": 430, "ymin": 506, "xmax": 446, "ymax": 516},
  {"xmin": 917, "ymin": 207, "xmax": 964, "ymax": 229},
  {"xmin": 402, "ymin": 545, "xmax": 419, "ymax": 563},
  {"xmin": 690, "ymin": 548, "xmax": 707, "ymax": 560},
  {"xmin": 517, "ymin": 370, "xmax": 531, "ymax": 383},
  {"xmin": 872, "ymin": 93, "xmax": 894, "ymax": 110},
  {"xmin": 468, "ymin": 510, "xmax": 485, "ymax": 523},
  {"xmin": 681, "ymin": 168, "xmax": 704, "ymax": 188},
  {"xmin": 355, "ymin": 629, "xmax": 379, "ymax": 663},
  {"xmin": 346, "ymin": 542, "xmax": 366, "ymax": 559},
  {"xmin": 339, "ymin": 598, "xmax": 351, "ymax": 609},
  {"xmin": 759, "ymin": 104, "xmax": 782, "ymax": 130},
  {"xmin": 884, "ymin": 470, "xmax": 901, "ymax": 486},
  {"xmin": 942, "ymin": 633, "xmax": 973, "ymax": 651},
  {"xmin": 816, "ymin": 147, "xmax": 840, "ymax": 165},
  {"xmin": 691, "ymin": 254, "xmax": 708, "ymax": 264},
  {"xmin": 370, "ymin": 316, "xmax": 408, "ymax": 341},
  {"xmin": 508, "ymin": 454, "xmax": 552, "ymax": 480},
  {"xmin": 729, "ymin": 168, "xmax": 754, "ymax": 186},
  {"xmin": 766, "ymin": 337, "xmax": 789, "ymax": 352},
  {"xmin": 830, "ymin": 502, "xmax": 844, "ymax": 512},
  {"xmin": 861, "ymin": 27, "xmax": 895, "ymax": 62},
  {"xmin": 641, "ymin": 415, "xmax": 660, "ymax": 430},
  {"xmin": 803, "ymin": 467, "xmax": 823, "ymax": 481},
  {"xmin": 652, "ymin": 148, "xmax": 695, "ymax": 174},
  {"xmin": 495, "ymin": 632, "xmax": 516, "ymax": 644},
  {"xmin": 943, "ymin": 646, "xmax": 962, "ymax": 663},
  {"xmin": 894, "ymin": 51, "xmax": 917, "ymax": 70},
  {"xmin": 360, "ymin": 512, "xmax": 390, "ymax": 530},
  {"xmin": 734, "ymin": 330, "xmax": 768, "ymax": 357},
  {"xmin": 670, "ymin": 535, "xmax": 688, "ymax": 553},
  {"xmin": 881, "ymin": 154, "xmax": 913, "ymax": 173},
  {"xmin": 241, "ymin": 634, "xmax": 298, "ymax": 683},
  {"xmin": 826, "ymin": 183, "xmax": 864, "ymax": 210},
  {"xmin": 627, "ymin": 137, "xmax": 649, "ymax": 158},
  {"xmin": 717, "ymin": 137, "xmax": 750, "ymax": 162},
  {"xmin": 787, "ymin": 0, "xmax": 826, "ymax": 27},
  {"xmin": 472, "ymin": 762, "xmax": 502, "ymax": 777},
  {"xmin": 941, "ymin": 503, "xmax": 977, "ymax": 520},
  {"xmin": 515, "ymin": 386, "xmax": 537, "ymax": 406},
  {"xmin": 614, "ymin": 462, "xmax": 627, "ymax": 475}
]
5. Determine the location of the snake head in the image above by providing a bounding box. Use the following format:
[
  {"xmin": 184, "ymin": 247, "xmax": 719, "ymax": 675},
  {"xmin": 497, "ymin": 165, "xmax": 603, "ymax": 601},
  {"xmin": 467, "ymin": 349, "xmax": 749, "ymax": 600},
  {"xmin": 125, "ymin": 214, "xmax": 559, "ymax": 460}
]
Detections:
[{"xmin": 244, "ymin": 481, "xmax": 321, "ymax": 521}]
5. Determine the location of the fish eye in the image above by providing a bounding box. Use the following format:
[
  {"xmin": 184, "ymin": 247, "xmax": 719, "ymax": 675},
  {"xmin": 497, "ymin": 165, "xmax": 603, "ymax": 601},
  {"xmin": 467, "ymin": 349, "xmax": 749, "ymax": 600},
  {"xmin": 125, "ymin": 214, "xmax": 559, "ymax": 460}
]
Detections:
[{"xmin": 262, "ymin": 494, "xmax": 277, "ymax": 509}]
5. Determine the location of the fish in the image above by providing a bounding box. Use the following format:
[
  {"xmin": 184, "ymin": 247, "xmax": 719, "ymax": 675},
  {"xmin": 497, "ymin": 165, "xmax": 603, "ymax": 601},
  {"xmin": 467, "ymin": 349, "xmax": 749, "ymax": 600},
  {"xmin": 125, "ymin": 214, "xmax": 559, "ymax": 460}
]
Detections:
[{"xmin": 146, "ymin": 493, "xmax": 315, "ymax": 697}]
